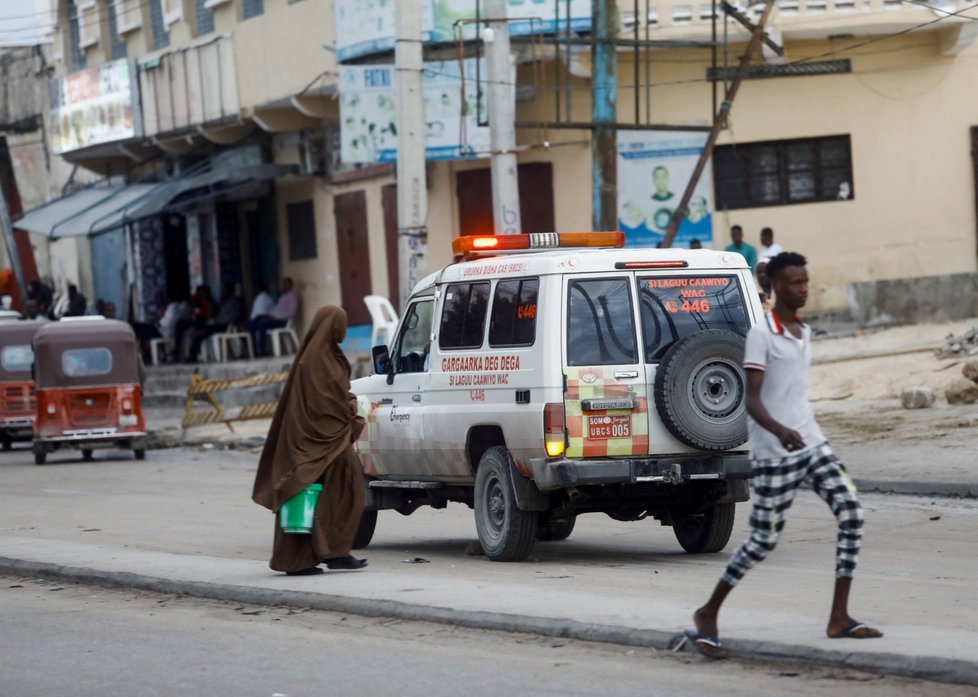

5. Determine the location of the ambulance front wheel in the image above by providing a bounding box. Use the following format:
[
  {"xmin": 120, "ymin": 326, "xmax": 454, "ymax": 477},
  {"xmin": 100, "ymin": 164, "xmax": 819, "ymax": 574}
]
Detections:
[
  {"xmin": 474, "ymin": 446, "xmax": 536, "ymax": 562},
  {"xmin": 33, "ymin": 451, "xmax": 47, "ymax": 465}
]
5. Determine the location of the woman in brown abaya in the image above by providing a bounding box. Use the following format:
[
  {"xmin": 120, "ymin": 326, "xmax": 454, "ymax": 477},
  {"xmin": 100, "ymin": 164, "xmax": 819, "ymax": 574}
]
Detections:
[{"xmin": 252, "ymin": 305, "xmax": 367, "ymax": 575}]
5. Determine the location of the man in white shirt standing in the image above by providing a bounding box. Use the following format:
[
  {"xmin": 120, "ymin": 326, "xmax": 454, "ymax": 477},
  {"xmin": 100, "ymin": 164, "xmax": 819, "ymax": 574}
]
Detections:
[
  {"xmin": 759, "ymin": 227, "xmax": 784, "ymax": 260},
  {"xmin": 684, "ymin": 251, "xmax": 881, "ymax": 659}
]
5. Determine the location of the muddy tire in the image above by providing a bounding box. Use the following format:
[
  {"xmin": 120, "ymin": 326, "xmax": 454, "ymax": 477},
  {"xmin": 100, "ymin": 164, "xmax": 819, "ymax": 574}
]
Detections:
[
  {"xmin": 536, "ymin": 515, "xmax": 576, "ymax": 542},
  {"xmin": 474, "ymin": 446, "xmax": 536, "ymax": 562},
  {"xmin": 352, "ymin": 509, "xmax": 377, "ymax": 549},
  {"xmin": 653, "ymin": 330, "xmax": 748, "ymax": 451},
  {"xmin": 674, "ymin": 502, "xmax": 735, "ymax": 554}
]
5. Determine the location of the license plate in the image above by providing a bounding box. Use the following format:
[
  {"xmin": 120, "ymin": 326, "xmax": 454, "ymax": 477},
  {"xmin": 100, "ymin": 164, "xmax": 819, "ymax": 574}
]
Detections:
[
  {"xmin": 119, "ymin": 414, "xmax": 138, "ymax": 427},
  {"xmin": 587, "ymin": 414, "xmax": 631, "ymax": 440}
]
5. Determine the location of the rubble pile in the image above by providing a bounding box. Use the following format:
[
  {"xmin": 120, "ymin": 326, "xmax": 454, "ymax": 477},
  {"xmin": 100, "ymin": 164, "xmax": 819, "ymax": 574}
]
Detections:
[{"xmin": 935, "ymin": 326, "xmax": 978, "ymax": 359}]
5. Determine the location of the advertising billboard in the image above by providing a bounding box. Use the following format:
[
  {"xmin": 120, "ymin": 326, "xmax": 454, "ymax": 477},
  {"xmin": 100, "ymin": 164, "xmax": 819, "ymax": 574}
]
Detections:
[
  {"xmin": 617, "ymin": 130, "xmax": 715, "ymax": 249},
  {"xmin": 49, "ymin": 58, "xmax": 141, "ymax": 155},
  {"xmin": 340, "ymin": 58, "xmax": 492, "ymax": 163},
  {"xmin": 335, "ymin": 0, "xmax": 591, "ymax": 61}
]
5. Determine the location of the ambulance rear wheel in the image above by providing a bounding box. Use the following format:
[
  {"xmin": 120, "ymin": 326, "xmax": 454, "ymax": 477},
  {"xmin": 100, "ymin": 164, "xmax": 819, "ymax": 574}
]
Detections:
[
  {"xmin": 34, "ymin": 451, "xmax": 46, "ymax": 465},
  {"xmin": 673, "ymin": 502, "xmax": 735, "ymax": 554},
  {"xmin": 474, "ymin": 446, "xmax": 536, "ymax": 562},
  {"xmin": 352, "ymin": 510, "xmax": 377, "ymax": 549},
  {"xmin": 536, "ymin": 514, "xmax": 576, "ymax": 542},
  {"xmin": 81, "ymin": 449, "xmax": 94, "ymax": 462},
  {"xmin": 1, "ymin": 436, "xmax": 11, "ymax": 451},
  {"xmin": 134, "ymin": 449, "xmax": 146, "ymax": 461}
]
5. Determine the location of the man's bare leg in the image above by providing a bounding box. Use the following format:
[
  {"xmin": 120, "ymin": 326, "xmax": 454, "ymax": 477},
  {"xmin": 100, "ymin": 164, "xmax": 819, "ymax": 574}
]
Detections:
[
  {"xmin": 691, "ymin": 580, "xmax": 734, "ymax": 657},
  {"xmin": 826, "ymin": 577, "xmax": 882, "ymax": 638}
]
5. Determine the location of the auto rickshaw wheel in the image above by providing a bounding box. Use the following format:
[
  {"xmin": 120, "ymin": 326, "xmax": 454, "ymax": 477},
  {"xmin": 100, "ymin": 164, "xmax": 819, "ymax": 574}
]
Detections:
[
  {"xmin": 81, "ymin": 449, "xmax": 94, "ymax": 462},
  {"xmin": 134, "ymin": 449, "xmax": 146, "ymax": 460},
  {"xmin": 34, "ymin": 451, "xmax": 47, "ymax": 465}
]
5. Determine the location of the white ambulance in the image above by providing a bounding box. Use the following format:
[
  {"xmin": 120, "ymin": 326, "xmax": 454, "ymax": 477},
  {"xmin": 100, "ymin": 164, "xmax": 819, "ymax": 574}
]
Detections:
[{"xmin": 351, "ymin": 232, "xmax": 759, "ymax": 562}]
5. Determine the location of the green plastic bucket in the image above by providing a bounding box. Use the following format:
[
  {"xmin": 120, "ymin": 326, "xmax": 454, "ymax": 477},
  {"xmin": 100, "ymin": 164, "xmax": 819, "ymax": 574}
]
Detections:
[{"xmin": 278, "ymin": 483, "xmax": 323, "ymax": 534}]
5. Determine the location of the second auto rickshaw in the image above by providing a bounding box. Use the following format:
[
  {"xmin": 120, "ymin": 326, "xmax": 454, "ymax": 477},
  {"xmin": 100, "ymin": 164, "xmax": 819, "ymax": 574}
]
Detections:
[
  {"xmin": 0, "ymin": 319, "xmax": 44, "ymax": 450},
  {"xmin": 32, "ymin": 318, "xmax": 147, "ymax": 465}
]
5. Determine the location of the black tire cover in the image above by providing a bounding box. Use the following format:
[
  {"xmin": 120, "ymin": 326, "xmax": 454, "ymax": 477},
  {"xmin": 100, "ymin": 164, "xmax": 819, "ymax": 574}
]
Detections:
[{"xmin": 653, "ymin": 329, "xmax": 748, "ymax": 451}]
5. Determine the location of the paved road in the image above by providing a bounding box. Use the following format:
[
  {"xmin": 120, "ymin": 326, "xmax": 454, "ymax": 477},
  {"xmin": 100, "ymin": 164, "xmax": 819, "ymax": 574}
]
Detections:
[
  {"xmin": 2, "ymin": 578, "xmax": 966, "ymax": 697},
  {"xmin": 1, "ymin": 445, "xmax": 977, "ymax": 686}
]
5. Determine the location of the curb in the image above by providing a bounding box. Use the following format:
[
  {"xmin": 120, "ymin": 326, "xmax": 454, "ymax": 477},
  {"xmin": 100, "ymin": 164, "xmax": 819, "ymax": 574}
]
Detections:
[{"xmin": 2, "ymin": 556, "xmax": 976, "ymax": 687}]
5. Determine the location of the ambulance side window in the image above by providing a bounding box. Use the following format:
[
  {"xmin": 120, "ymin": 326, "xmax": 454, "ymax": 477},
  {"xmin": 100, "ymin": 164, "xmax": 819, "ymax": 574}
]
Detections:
[
  {"xmin": 439, "ymin": 282, "xmax": 490, "ymax": 350},
  {"xmin": 489, "ymin": 278, "xmax": 538, "ymax": 348},
  {"xmin": 566, "ymin": 278, "xmax": 637, "ymax": 366}
]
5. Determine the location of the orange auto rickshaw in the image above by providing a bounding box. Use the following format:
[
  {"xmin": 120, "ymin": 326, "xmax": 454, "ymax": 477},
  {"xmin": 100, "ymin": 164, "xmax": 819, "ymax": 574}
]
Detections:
[
  {"xmin": 32, "ymin": 318, "xmax": 147, "ymax": 465},
  {"xmin": 0, "ymin": 319, "xmax": 44, "ymax": 450}
]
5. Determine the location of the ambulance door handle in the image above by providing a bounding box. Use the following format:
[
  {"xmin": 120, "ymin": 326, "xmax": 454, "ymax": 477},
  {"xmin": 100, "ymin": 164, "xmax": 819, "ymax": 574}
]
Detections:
[
  {"xmin": 614, "ymin": 371, "xmax": 639, "ymax": 379},
  {"xmin": 412, "ymin": 394, "xmax": 422, "ymax": 402}
]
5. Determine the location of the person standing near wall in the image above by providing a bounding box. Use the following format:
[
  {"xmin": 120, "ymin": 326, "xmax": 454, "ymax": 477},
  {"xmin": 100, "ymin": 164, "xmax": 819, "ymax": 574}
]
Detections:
[
  {"xmin": 725, "ymin": 225, "xmax": 757, "ymax": 271},
  {"xmin": 251, "ymin": 305, "xmax": 368, "ymax": 575}
]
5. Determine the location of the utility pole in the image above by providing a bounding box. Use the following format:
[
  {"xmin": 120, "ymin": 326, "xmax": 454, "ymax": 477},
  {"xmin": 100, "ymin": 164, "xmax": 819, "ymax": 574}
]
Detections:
[
  {"xmin": 484, "ymin": 0, "xmax": 521, "ymax": 235},
  {"xmin": 661, "ymin": 0, "xmax": 779, "ymax": 248},
  {"xmin": 591, "ymin": 0, "xmax": 617, "ymax": 232},
  {"xmin": 0, "ymin": 185, "xmax": 26, "ymax": 304},
  {"xmin": 395, "ymin": 2, "xmax": 428, "ymax": 309}
]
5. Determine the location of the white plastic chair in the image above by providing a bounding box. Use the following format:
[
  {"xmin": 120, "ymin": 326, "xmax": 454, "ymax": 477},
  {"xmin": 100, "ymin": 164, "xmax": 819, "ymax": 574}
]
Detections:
[
  {"xmin": 363, "ymin": 295, "xmax": 399, "ymax": 347},
  {"xmin": 268, "ymin": 318, "xmax": 300, "ymax": 357},
  {"xmin": 209, "ymin": 324, "xmax": 254, "ymax": 362},
  {"xmin": 148, "ymin": 337, "xmax": 171, "ymax": 365}
]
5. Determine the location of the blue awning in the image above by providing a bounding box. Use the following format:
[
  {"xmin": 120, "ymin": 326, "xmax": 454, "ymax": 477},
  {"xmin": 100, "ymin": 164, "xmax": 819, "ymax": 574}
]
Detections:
[{"xmin": 13, "ymin": 163, "xmax": 295, "ymax": 239}]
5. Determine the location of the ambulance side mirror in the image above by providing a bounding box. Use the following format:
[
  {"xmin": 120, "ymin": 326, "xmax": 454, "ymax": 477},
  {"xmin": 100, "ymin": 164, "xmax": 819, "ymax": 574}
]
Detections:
[{"xmin": 372, "ymin": 345, "xmax": 391, "ymax": 378}]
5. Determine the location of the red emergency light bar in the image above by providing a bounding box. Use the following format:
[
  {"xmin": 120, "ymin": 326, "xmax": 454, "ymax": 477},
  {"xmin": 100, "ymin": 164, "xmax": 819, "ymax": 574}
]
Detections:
[
  {"xmin": 453, "ymin": 231, "xmax": 625, "ymax": 257},
  {"xmin": 614, "ymin": 261, "xmax": 689, "ymax": 269}
]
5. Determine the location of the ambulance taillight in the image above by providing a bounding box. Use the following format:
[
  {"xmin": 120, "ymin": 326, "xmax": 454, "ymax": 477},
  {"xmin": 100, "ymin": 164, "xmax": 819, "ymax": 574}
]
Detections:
[{"xmin": 544, "ymin": 403, "xmax": 566, "ymax": 457}]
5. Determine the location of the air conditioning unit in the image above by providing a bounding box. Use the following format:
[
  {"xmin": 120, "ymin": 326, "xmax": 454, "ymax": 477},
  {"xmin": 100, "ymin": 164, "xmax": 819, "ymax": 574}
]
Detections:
[{"xmin": 297, "ymin": 129, "xmax": 328, "ymax": 176}]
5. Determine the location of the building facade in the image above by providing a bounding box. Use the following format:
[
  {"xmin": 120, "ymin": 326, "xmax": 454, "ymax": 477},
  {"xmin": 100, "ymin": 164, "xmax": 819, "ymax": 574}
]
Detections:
[{"xmin": 19, "ymin": 0, "xmax": 978, "ymax": 327}]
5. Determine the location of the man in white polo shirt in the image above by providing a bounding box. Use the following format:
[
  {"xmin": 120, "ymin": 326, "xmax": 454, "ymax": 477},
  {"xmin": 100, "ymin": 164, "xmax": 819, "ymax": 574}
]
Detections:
[{"xmin": 684, "ymin": 252, "xmax": 882, "ymax": 659}]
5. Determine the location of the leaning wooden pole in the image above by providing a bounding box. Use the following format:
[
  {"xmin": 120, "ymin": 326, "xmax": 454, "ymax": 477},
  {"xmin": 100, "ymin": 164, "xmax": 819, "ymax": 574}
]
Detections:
[{"xmin": 660, "ymin": 0, "xmax": 778, "ymax": 248}]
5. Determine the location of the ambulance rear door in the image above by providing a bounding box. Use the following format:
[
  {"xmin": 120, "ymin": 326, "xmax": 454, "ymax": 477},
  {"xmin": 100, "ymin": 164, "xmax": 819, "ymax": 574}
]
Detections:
[{"xmin": 562, "ymin": 273, "xmax": 650, "ymax": 459}]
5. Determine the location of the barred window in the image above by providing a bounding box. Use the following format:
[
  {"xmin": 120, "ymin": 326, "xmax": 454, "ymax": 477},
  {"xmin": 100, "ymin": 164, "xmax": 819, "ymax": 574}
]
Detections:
[{"xmin": 713, "ymin": 135, "xmax": 853, "ymax": 210}]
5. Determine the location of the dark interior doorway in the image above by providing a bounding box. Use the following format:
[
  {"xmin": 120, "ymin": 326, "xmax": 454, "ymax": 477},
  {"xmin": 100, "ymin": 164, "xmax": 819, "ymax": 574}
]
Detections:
[
  {"xmin": 334, "ymin": 190, "xmax": 372, "ymax": 325},
  {"xmin": 455, "ymin": 162, "xmax": 556, "ymax": 236}
]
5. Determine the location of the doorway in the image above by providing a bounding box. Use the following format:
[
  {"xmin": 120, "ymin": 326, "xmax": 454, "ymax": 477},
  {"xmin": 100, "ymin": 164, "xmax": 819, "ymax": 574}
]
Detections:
[
  {"xmin": 455, "ymin": 162, "xmax": 556, "ymax": 235},
  {"xmin": 334, "ymin": 190, "xmax": 372, "ymax": 325}
]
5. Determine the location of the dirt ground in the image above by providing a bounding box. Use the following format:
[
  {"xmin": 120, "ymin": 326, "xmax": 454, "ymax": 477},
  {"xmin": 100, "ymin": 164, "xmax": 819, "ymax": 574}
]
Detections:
[{"xmin": 809, "ymin": 316, "xmax": 978, "ymax": 445}]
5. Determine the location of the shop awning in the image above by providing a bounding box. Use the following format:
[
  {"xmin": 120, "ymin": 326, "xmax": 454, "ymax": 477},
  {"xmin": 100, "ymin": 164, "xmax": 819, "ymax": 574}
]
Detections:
[
  {"xmin": 13, "ymin": 163, "xmax": 296, "ymax": 239},
  {"xmin": 13, "ymin": 187, "xmax": 126, "ymax": 237}
]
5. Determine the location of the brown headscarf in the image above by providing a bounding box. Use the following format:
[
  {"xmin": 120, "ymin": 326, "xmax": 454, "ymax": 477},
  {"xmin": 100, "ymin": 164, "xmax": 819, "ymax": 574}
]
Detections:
[{"xmin": 252, "ymin": 305, "xmax": 364, "ymax": 512}]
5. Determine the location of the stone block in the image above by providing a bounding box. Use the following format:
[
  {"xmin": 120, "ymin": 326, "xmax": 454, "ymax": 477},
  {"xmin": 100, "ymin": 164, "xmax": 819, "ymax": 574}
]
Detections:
[
  {"xmin": 963, "ymin": 359, "xmax": 978, "ymax": 382},
  {"xmin": 945, "ymin": 379, "xmax": 978, "ymax": 405},
  {"xmin": 900, "ymin": 386, "xmax": 935, "ymax": 410}
]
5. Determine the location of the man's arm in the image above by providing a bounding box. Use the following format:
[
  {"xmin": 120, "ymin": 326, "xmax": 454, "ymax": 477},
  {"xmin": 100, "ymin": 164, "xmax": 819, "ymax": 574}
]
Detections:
[{"xmin": 745, "ymin": 369, "xmax": 806, "ymax": 451}]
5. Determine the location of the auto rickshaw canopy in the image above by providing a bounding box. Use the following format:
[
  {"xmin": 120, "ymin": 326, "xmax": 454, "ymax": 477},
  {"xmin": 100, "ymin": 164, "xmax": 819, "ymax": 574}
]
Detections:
[
  {"xmin": 0, "ymin": 320, "xmax": 46, "ymax": 381},
  {"xmin": 33, "ymin": 319, "xmax": 141, "ymax": 389}
]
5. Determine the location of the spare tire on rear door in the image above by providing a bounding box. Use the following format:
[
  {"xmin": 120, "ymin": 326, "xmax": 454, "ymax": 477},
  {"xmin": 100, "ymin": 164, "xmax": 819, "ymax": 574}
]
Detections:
[{"xmin": 653, "ymin": 329, "xmax": 748, "ymax": 451}]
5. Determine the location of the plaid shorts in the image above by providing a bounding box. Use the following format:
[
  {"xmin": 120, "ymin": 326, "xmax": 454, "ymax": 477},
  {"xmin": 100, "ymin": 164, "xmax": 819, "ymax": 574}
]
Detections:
[{"xmin": 721, "ymin": 441, "xmax": 863, "ymax": 587}]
